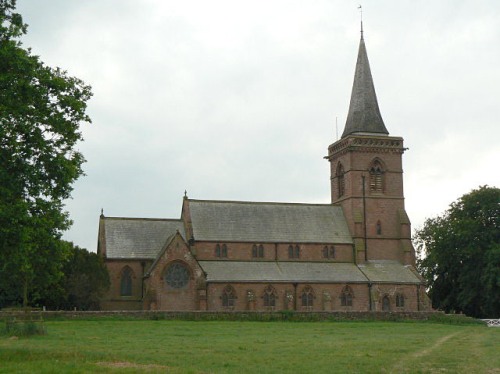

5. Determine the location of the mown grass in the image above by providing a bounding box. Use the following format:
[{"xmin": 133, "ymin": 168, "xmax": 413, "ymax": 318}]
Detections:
[{"xmin": 0, "ymin": 320, "xmax": 498, "ymax": 373}]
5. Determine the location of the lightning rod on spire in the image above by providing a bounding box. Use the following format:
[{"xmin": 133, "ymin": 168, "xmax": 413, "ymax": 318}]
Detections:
[{"xmin": 358, "ymin": 4, "xmax": 364, "ymax": 39}]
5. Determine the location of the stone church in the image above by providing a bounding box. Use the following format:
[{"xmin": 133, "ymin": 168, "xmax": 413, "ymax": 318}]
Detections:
[{"xmin": 98, "ymin": 30, "xmax": 431, "ymax": 312}]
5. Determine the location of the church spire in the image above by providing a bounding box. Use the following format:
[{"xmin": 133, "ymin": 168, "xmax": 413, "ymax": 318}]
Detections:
[{"xmin": 341, "ymin": 29, "xmax": 389, "ymax": 138}]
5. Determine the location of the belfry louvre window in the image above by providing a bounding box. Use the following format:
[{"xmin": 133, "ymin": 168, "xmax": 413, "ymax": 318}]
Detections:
[
  {"xmin": 369, "ymin": 160, "xmax": 384, "ymax": 193},
  {"xmin": 120, "ymin": 267, "xmax": 133, "ymax": 296},
  {"xmin": 336, "ymin": 163, "xmax": 345, "ymax": 198}
]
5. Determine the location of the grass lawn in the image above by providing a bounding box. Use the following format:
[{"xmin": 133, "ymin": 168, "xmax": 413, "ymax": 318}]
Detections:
[{"xmin": 0, "ymin": 320, "xmax": 499, "ymax": 373}]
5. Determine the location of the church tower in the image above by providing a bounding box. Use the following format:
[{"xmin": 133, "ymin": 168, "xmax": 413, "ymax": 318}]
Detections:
[{"xmin": 326, "ymin": 30, "xmax": 415, "ymax": 265}]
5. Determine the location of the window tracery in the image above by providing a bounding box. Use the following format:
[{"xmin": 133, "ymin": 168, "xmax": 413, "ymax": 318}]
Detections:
[
  {"xmin": 262, "ymin": 285, "xmax": 277, "ymax": 308},
  {"xmin": 164, "ymin": 262, "xmax": 190, "ymax": 289},
  {"xmin": 340, "ymin": 285, "xmax": 353, "ymax": 307},
  {"xmin": 369, "ymin": 159, "xmax": 384, "ymax": 193},
  {"xmin": 120, "ymin": 266, "xmax": 133, "ymax": 296},
  {"xmin": 301, "ymin": 286, "xmax": 314, "ymax": 308},
  {"xmin": 222, "ymin": 285, "xmax": 236, "ymax": 308}
]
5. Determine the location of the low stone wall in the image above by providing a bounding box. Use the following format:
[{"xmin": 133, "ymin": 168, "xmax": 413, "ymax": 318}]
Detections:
[{"xmin": 0, "ymin": 310, "xmax": 444, "ymax": 322}]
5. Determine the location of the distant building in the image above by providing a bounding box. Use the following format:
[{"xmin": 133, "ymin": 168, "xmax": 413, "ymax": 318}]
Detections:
[{"xmin": 98, "ymin": 31, "xmax": 431, "ymax": 312}]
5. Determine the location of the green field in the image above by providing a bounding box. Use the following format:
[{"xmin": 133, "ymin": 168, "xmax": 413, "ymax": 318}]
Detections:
[{"xmin": 1, "ymin": 320, "xmax": 498, "ymax": 373}]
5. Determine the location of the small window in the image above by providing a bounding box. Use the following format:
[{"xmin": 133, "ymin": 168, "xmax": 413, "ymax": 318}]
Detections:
[
  {"xmin": 120, "ymin": 267, "xmax": 133, "ymax": 296},
  {"xmin": 288, "ymin": 245, "xmax": 294, "ymax": 258},
  {"xmin": 340, "ymin": 285, "xmax": 353, "ymax": 307},
  {"xmin": 396, "ymin": 294, "xmax": 405, "ymax": 308},
  {"xmin": 322, "ymin": 246, "xmax": 335, "ymax": 259},
  {"xmin": 252, "ymin": 245, "xmax": 258, "ymax": 258},
  {"xmin": 295, "ymin": 245, "xmax": 300, "ymax": 258},
  {"xmin": 216, "ymin": 244, "xmax": 228, "ymax": 258},
  {"xmin": 222, "ymin": 244, "xmax": 228, "ymax": 257},
  {"xmin": 258, "ymin": 244, "xmax": 264, "ymax": 258},
  {"xmin": 376, "ymin": 220, "xmax": 382, "ymax": 235},
  {"xmin": 263, "ymin": 285, "xmax": 277, "ymax": 308},
  {"xmin": 222, "ymin": 285, "xmax": 236, "ymax": 308},
  {"xmin": 215, "ymin": 244, "xmax": 221, "ymax": 257},
  {"xmin": 301, "ymin": 286, "xmax": 314, "ymax": 308}
]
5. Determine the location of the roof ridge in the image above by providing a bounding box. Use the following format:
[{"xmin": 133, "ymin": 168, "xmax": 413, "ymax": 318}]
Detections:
[
  {"xmin": 188, "ymin": 198, "xmax": 334, "ymax": 207},
  {"xmin": 103, "ymin": 217, "xmax": 181, "ymax": 222}
]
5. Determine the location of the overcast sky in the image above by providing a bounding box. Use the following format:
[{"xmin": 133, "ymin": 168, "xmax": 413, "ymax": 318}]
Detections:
[{"xmin": 17, "ymin": 1, "xmax": 500, "ymax": 252}]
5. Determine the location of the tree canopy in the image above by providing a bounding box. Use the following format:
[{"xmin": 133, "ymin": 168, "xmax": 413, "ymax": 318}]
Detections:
[
  {"xmin": 415, "ymin": 186, "xmax": 500, "ymax": 318},
  {"xmin": 0, "ymin": 0, "xmax": 92, "ymax": 307}
]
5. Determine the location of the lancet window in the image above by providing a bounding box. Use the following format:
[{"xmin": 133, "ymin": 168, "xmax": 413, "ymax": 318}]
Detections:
[
  {"xmin": 120, "ymin": 266, "xmax": 133, "ymax": 296},
  {"xmin": 336, "ymin": 163, "xmax": 345, "ymax": 198},
  {"xmin": 263, "ymin": 285, "xmax": 277, "ymax": 308},
  {"xmin": 301, "ymin": 286, "xmax": 314, "ymax": 308},
  {"xmin": 222, "ymin": 285, "xmax": 237, "ymax": 308}
]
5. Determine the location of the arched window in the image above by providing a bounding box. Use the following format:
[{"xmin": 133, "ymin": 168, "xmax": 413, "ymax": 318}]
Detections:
[
  {"xmin": 222, "ymin": 244, "xmax": 228, "ymax": 257},
  {"xmin": 369, "ymin": 159, "xmax": 384, "ymax": 193},
  {"xmin": 382, "ymin": 295, "xmax": 391, "ymax": 311},
  {"xmin": 301, "ymin": 286, "xmax": 314, "ymax": 308},
  {"xmin": 295, "ymin": 245, "xmax": 300, "ymax": 258},
  {"xmin": 336, "ymin": 163, "xmax": 345, "ymax": 198},
  {"xmin": 120, "ymin": 267, "xmax": 133, "ymax": 296},
  {"xmin": 222, "ymin": 285, "xmax": 236, "ymax": 308},
  {"xmin": 340, "ymin": 285, "xmax": 353, "ymax": 307},
  {"xmin": 376, "ymin": 220, "xmax": 382, "ymax": 235},
  {"xmin": 258, "ymin": 244, "xmax": 264, "ymax": 258},
  {"xmin": 164, "ymin": 262, "xmax": 190, "ymax": 289},
  {"xmin": 396, "ymin": 294, "xmax": 405, "ymax": 308},
  {"xmin": 215, "ymin": 244, "xmax": 221, "ymax": 257},
  {"xmin": 263, "ymin": 285, "xmax": 277, "ymax": 308},
  {"xmin": 288, "ymin": 245, "xmax": 294, "ymax": 258}
]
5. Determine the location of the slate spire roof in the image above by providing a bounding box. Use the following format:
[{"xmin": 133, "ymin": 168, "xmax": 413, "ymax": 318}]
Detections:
[{"xmin": 341, "ymin": 31, "xmax": 389, "ymax": 138}]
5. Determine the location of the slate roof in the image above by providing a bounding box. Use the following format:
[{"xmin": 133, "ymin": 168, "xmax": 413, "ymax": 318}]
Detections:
[
  {"xmin": 188, "ymin": 200, "xmax": 352, "ymax": 244},
  {"xmin": 357, "ymin": 261, "xmax": 423, "ymax": 284},
  {"xmin": 199, "ymin": 260, "xmax": 424, "ymax": 284},
  {"xmin": 342, "ymin": 35, "xmax": 389, "ymax": 138},
  {"xmin": 103, "ymin": 217, "xmax": 185, "ymax": 259},
  {"xmin": 199, "ymin": 261, "xmax": 367, "ymax": 283}
]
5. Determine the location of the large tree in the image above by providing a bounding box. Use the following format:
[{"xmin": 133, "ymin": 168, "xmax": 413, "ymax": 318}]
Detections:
[
  {"xmin": 415, "ymin": 186, "xmax": 500, "ymax": 318},
  {"xmin": 0, "ymin": 0, "xmax": 92, "ymax": 307}
]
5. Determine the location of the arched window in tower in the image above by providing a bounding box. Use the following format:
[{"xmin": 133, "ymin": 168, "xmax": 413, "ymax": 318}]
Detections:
[
  {"xmin": 376, "ymin": 220, "xmax": 382, "ymax": 235},
  {"xmin": 336, "ymin": 163, "xmax": 345, "ymax": 198},
  {"xmin": 263, "ymin": 285, "xmax": 277, "ymax": 308},
  {"xmin": 340, "ymin": 285, "xmax": 353, "ymax": 307},
  {"xmin": 120, "ymin": 266, "xmax": 133, "ymax": 296},
  {"xmin": 301, "ymin": 286, "xmax": 314, "ymax": 309},
  {"xmin": 222, "ymin": 285, "xmax": 236, "ymax": 308},
  {"xmin": 369, "ymin": 159, "xmax": 384, "ymax": 193}
]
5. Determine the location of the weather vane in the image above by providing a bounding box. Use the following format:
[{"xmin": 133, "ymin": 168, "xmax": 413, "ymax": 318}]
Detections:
[{"xmin": 358, "ymin": 4, "xmax": 364, "ymax": 39}]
